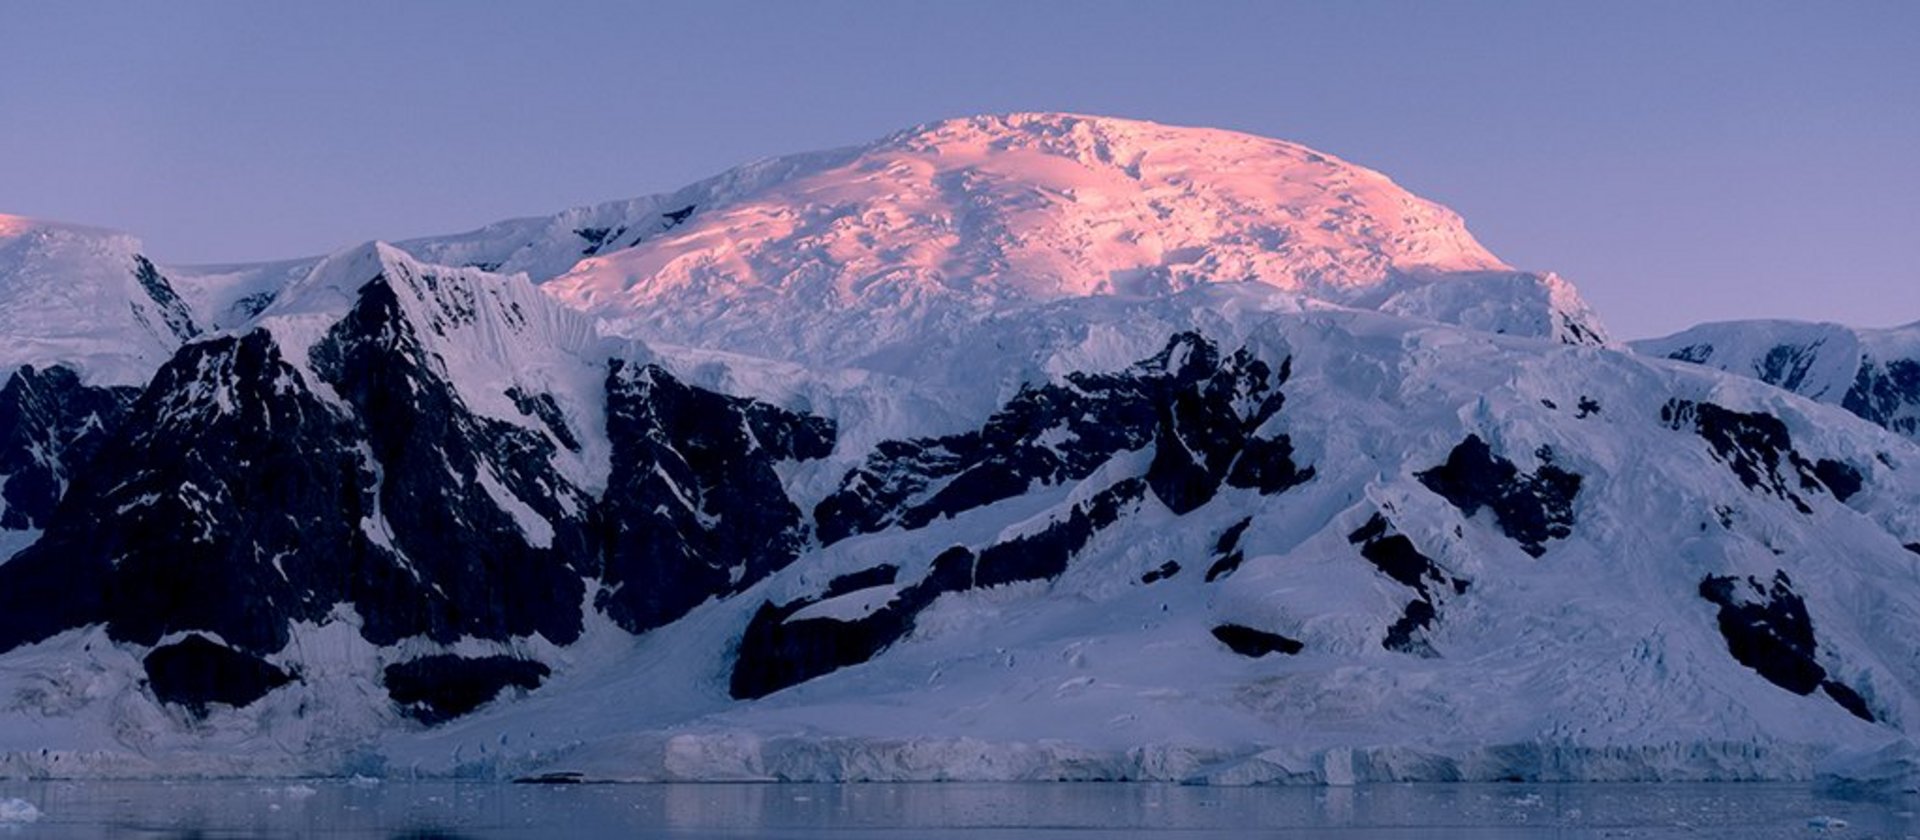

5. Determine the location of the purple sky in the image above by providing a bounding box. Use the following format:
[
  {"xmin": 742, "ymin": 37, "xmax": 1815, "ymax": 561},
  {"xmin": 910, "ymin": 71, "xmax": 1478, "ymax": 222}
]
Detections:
[{"xmin": 2, "ymin": 2, "xmax": 1914, "ymax": 338}]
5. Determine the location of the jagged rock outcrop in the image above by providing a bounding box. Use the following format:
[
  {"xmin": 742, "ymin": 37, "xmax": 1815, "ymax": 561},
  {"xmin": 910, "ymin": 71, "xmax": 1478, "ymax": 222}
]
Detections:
[
  {"xmin": 816, "ymin": 332, "xmax": 1310, "ymax": 543},
  {"xmin": 598, "ymin": 359, "xmax": 835, "ymax": 634}
]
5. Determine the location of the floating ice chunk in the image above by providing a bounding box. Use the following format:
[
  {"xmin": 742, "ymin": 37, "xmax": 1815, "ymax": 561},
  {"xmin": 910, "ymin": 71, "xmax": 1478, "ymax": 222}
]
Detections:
[{"xmin": 0, "ymin": 798, "xmax": 40, "ymax": 823}]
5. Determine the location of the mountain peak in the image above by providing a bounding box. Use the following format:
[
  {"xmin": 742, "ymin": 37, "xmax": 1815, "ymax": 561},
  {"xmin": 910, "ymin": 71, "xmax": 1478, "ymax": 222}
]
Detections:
[
  {"xmin": 840, "ymin": 110, "xmax": 1513, "ymax": 284},
  {"xmin": 876, "ymin": 112, "xmax": 1380, "ymax": 180},
  {"xmin": 520, "ymin": 112, "xmax": 1588, "ymax": 369},
  {"xmin": 0, "ymin": 213, "xmax": 194, "ymax": 385},
  {"xmin": 0, "ymin": 213, "xmax": 132, "ymax": 242},
  {"xmin": 261, "ymin": 240, "xmax": 602, "ymax": 369},
  {"xmin": 261, "ymin": 240, "xmax": 426, "ymax": 318}
]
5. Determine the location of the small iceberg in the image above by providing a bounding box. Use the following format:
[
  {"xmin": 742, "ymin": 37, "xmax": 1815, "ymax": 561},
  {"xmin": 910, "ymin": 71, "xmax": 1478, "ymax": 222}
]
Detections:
[{"xmin": 0, "ymin": 798, "xmax": 40, "ymax": 823}]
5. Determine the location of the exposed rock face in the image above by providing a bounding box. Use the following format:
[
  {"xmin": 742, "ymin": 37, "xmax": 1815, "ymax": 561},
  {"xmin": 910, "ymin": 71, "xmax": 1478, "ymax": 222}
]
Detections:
[
  {"xmin": 1699, "ymin": 572, "xmax": 1874, "ymax": 722},
  {"xmin": 1211, "ymin": 624, "xmax": 1303, "ymax": 658},
  {"xmin": 733, "ymin": 332, "xmax": 1319, "ymax": 701},
  {"xmin": 0, "ymin": 330, "xmax": 373, "ymax": 656},
  {"xmin": 597, "ymin": 359, "xmax": 836, "ymax": 634},
  {"xmin": 974, "ymin": 478, "xmax": 1148, "ymax": 589},
  {"xmin": 1416, "ymin": 436, "xmax": 1582, "ymax": 558},
  {"xmin": 0, "ymin": 268, "xmax": 620, "ymax": 663},
  {"xmin": 733, "ymin": 478, "xmax": 1153, "ymax": 700},
  {"xmin": 131, "ymin": 255, "xmax": 199, "ymax": 343},
  {"xmin": 385, "ymin": 655, "xmax": 551, "ymax": 725},
  {"xmin": 0, "ymin": 365, "xmax": 139, "ymax": 532},
  {"xmin": 1844, "ymin": 357, "xmax": 1920, "ymax": 438},
  {"xmin": 310, "ymin": 276, "xmax": 598, "ymax": 648},
  {"xmin": 729, "ymin": 575, "xmax": 925, "ymax": 702},
  {"xmin": 1347, "ymin": 513, "xmax": 1468, "ymax": 656},
  {"xmin": 816, "ymin": 332, "xmax": 1310, "ymax": 544},
  {"xmin": 1139, "ymin": 561, "xmax": 1181, "ymax": 584},
  {"xmin": 143, "ymin": 634, "xmax": 293, "ymax": 717},
  {"xmin": 0, "ymin": 260, "xmax": 839, "ymax": 721},
  {"xmin": 1660, "ymin": 399, "xmax": 1859, "ymax": 515},
  {"xmin": 1204, "ymin": 517, "xmax": 1254, "ymax": 583}
]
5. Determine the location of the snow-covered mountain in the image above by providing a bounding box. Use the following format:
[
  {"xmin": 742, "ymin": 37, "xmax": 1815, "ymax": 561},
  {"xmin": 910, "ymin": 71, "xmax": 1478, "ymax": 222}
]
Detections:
[
  {"xmin": 1636, "ymin": 320, "xmax": 1920, "ymax": 440},
  {"xmin": 0, "ymin": 216, "xmax": 202, "ymax": 555},
  {"xmin": 0, "ymin": 215, "xmax": 198, "ymax": 385},
  {"xmin": 0, "ymin": 114, "xmax": 1916, "ymax": 785},
  {"xmin": 410, "ymin": 113, "xmax": 1609, "ymax": 373}
]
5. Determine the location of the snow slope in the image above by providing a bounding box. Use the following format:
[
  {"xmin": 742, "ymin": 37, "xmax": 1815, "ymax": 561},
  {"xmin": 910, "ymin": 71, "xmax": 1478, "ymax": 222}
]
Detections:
[{"xmin": 0, "ymin": 215, "xmax": 197, "ymax": 387}]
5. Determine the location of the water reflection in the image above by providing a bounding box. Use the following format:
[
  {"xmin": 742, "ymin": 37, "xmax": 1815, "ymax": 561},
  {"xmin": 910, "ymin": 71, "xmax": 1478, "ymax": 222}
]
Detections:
[{"xmin": 0, "ymin": 779, "xmax": 1908, "ymax": 838}]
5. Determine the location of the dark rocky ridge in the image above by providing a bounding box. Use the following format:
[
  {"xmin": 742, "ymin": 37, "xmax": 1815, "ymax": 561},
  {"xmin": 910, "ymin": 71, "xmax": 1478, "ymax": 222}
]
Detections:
[
  {"xmin": 1381, "ymin": 601, "xmax": 1438, "ymax": 657},
  {"xmin": 1655, "ymin": 337, "xmax": 1920, "ymax": 441},
  {"xmin": 1843, "ymin": 358, "xmax": 1920, "ymax": 438},
  {"xmin": 0, "ymin": 265, "xmax": 841, "ymax": 721},
  {"xmin": 0, "ymin": 264, "xmax": 613, "ymax": 661},
  {"xmin": 310, "ymin": 276, "xmax": 597, "ymax": 649},
  {"xmin": 733, "ymin": 329, "xmax": 1325, "ymax": 697},
  {"xmin": 1204, "ymin": 517, "xmax": 1254, "ymax": 583},
  {"xmin": 597, "ymin": 359, "xmax": 836, "ymax": 634},
  {"xmin": 974, "ymin": 478, "xmax": 1147, "ymax": 589},
  {"xmin": 1660, "ymin": 399, "xmax": 1858, "ymax": 514},
  {"xmin": 0, "ymin": 329, "xmax": 374, "ymax": 656},
  {"xmin": 815, "ymin": 332, "xmax": 1310, "ymax": 544},
  {"xmin": 131, "ymin": 255, "xmax": 200, "ymax": 342},
  {"xmin": 0, "ymin": 365, "xmax": 140, "ymax": 531},
  {"xmin": 764, "ymin": 331, "xmax": 1315, "ymax": 699},
  {"xmin": 507, "ymin": 386, "xmax": 582, "ymax": 453},
  {"xmin": 1140, "ymin": 561, "xmax": 1180, "ymax": 584},
  {"xmin": 732, "ymin": 478, "xmax": 1151, "ymax": 700}
]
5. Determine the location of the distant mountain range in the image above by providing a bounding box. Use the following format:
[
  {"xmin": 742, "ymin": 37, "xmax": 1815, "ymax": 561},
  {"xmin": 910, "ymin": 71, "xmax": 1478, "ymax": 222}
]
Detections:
[{"xmin": 1636, "ymin": 319, "xmax": 1920, "ymax": 440}]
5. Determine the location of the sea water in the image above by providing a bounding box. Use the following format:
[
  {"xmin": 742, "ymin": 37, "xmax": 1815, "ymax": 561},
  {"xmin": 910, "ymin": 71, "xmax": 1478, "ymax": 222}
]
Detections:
[{"xmin": 0, "ymin": 779, "xmax": 1908, "ymax": 838}]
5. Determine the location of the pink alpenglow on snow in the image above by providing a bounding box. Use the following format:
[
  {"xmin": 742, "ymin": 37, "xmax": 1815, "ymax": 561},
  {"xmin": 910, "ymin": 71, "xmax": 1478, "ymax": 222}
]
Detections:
[{"xmin": 519, "ymin": 114, "xmax": 1601, "ymax": 366}]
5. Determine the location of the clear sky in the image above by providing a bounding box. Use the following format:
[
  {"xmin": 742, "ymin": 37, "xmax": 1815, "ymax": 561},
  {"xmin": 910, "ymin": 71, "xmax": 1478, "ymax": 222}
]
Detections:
[{"xmin": 2, "ymin": 1, "xmax": 1914, "ymax": 338}]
